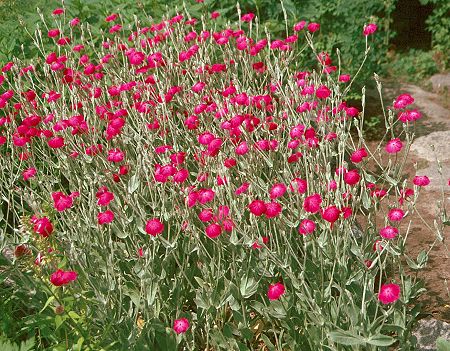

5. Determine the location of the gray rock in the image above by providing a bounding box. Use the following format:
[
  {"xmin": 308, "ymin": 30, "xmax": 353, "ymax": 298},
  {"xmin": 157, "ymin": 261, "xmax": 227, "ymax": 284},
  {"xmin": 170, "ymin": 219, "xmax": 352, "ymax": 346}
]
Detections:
[
  {"xmin": 411, "ymin": 131, "xmax": 450, "ymax": 163},
  {"xmin": 413, "ymin": 318, "xmax": 450, "ymax": 351},
  {"xmin": 429, "ymin": 73, "xmax": 450, "ymax": 94}
]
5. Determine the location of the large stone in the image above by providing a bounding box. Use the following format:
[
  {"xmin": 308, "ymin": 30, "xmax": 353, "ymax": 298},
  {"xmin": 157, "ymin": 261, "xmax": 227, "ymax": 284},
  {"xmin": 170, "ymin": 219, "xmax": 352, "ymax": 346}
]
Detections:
[
  {"xmin": 429, "ymin": 73, "xmax": 450, "ymax": 94},
  {"xmin": 404, "ymin": 84, "xmax": 450, "ymax": 128},
  {"xmin": 411, "ymin": 131, "xmax": 450, "ymax": 163},
  {"xmin": 413, "ymin": 318, "xmax": 450, "ymax": 351}
]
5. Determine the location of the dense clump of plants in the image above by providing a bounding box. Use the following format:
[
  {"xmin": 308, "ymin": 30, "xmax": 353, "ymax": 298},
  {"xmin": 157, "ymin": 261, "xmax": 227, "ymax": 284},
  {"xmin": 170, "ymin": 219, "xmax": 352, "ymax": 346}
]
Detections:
[{"xmin": 0, "ymin": 3, "xmax": 444, "ymax": 350}]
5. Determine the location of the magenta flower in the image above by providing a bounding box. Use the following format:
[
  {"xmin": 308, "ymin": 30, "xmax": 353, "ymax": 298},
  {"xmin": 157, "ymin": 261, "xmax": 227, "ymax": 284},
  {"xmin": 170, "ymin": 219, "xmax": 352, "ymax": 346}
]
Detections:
[
  {"xmin": 107, "ymin": 148, "xmax": 124, "ymax": 163},
  {"xmin": 385, "ymin": 138, "xmax": 403, "ymax": 154},
  {"xmin": 96, "ymin": 186, "xmax": 114, "ymax": 206},
  {"xmin": 379, "ymin": 226, "xmax": 399, "ymax": 240},
  {"xmin": 205, "ymin": 223, "xmax": 222, "ymax": 238},
  {"xmin": 363, "ymin": 23, "xmax": 378, "ymax": 36},
  {"xmin": 388, "ymin": 208, "xmax": 405, "ymax": 222},
  {"xmin": 298, "ymin": 219, "xmax": 316, "ymax": 235},
  {"xmin": 321, "ymin": 206, "xmax": 340, "ymax": 224},
  {"xmin": 344, "ymin": 169, "xmax": 361, "ymax": 186},
  {"xmin": 303, "ymin": 194, "xmax": 322, "ymax": 214},
  {"xmin": 23, "ymin": 167, "xmax": 37, "ymax": 181},
  {"xmin": 267, "ymin": 282, "xmax": 285, "ymax": 300},
  {"xmin": 50, "ymin": 269, "xmax": 78, "ymax": 286},
  {"xmin": 249, "ymin": 200, "xmax": 266, "ymax": 216},
  {"xmin": 315, "ymin": 85, "xmax": 331, "ymax": 99},
  {"xmin": 378, "ymin": 283, "xmax": 400, "ymax": 304},
  {"xmin": 413, "ymin": 175, "xmax": 430, "ymax": 187},
  {"xmin": 173, "ymin": 318, "xmax": 189, "ymax": 334},
  {"xmin": 350, "ymin": 148, "xmax": 368, "ymax": 163},
  {"xmin": 32, "ymin": 216, "xmax": 53, "ymax": 237},
  {"xmin": 145, "ymin": 219, "xmax": 164, "ymax": 236},
  {"xmin": 269, "ymin": 183, "xmax": 287, "ymax": 199},
  {"xmin": 98, "ymin": 210, "xmax": 114, "ymax": 225},
  {"xmin": 52, "ymin": 192, "xmax": 74, "ymax": 212},
  {"xmin": 307, "ymin": 22, "xmax": 320, "ymax": 33}
]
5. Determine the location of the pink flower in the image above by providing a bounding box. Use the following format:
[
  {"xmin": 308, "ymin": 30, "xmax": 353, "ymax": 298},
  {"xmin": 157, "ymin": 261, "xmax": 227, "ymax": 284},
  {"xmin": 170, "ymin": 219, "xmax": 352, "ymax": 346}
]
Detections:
[
  {"xmin": 107, "ymin": 148, "xmax": 124, "ymax": 163},
  {"xmin": 205, "ymin": 223, "xmax": 222, "ymax": 238},
  {"xmin": 398, "ymin": 109, "xmax": 422, "ymax": 123},
  {"xmin": 249, "ymin": 200, "xmax": 266, "ymax": 216},
  {"xmin": 98, "ymin": 210, "xmax": 114, "ymax": 225},
  {"xmin": 48, "ymin": 29, "xmax": 60, "ymax": 38},
  {"xmin": 338, "ymin": 74, "xmax": 351, "ymax": 82},
  {"xmin": 307, "ymin": 22, "xmax": 320, "ymax": 33},
  {"xmin": 321, "ymin": 206, "xmax": 340, "ymax": 224},
  {"xmin": 363, "ymin": 23, "xmax": 378, "ymax": 36},
  {"xmin": 344, "ymin": 170, "xmax": 360, "ymax": 186},
  {"xmin": 173, "ymin": 318, "xmax": 189, "ymax": 334},
  {"xmin": 241, "ymin": 13, "xmax": 255, "ymax": 22},
  {"xmin": 385, "ymin": 138, "xmax": 403, "ymax": 154},
  {"xmin": 235, "ymin": 182, "xmax": 250, "ymax": 195},
  {"xmin": 265, "ymin": 201, "xmax": 282, "ymax": 218},
  {"xmin": 298, "ymin": 219, "xmax": 316, "ymax": 235},
  {"xmin": 290, "ymin": 178, "xmax": 307, "ymax": 194},
  {"xmin": 394, "ymin": 94, "xmax": 414, "ymax": 109},
  {"xmin": 267, "ymin": 282, "xmax": 285, "ymax": 300},
  {"xmin": 106, "ymin": 13, "xmax": 118, "ymax": 22},
  {"xmin": 413, "ymin": 175, "xmax": 430, "ymax": 187},
  {"xmin": 96, "ymin": 186, "xmax": 114, "ymax": 206},
  {"xmin": 303, "ymin": 194, "xmax": 322, "ymax": 214},
  {"xmin": 378, "ymin": 283, "xmax": 400, "ymax": 304},
  {"xmin": 315, "ymin": 85, "xmax": 331, "ymax": 99},
  {"xmin": 32, "ymin": 217, "xmax": 53, "ymax": 237},
  {"xmin": 387, "ymin": 208, "xmax": 404, "ymax": 222},
  {"xmin": 269, "ymin": 183, "xmax": 287, "ymax": 199},
  {"xmin": 145, "ymin": 219, "xmax": 164, "ymax": 236},
  {"xmin": 52, "ymin": 192, "xmax": 74, "ymax": 212},
  {"xmin": 50, "ymin": 269, "xmax": 78, "ymax": 286},
  {"xmin": 293, "ymin": 21, "xmax": 306, "ymax": 32},
  {"xmin": 235, "ymin": 141, "xmax": 249, "ymax": 155},
  {"xmin": 48, "ymin": 136, "xmax": 65, "ymax": 149},
  {"xmin": 23, "ymin": 167, "xmax": 37, "ymax": 181},
  {"xmin": 70, "ymin": 18, "xmax": 80, "ymax": 27},
  {"xmin": 379, "ymin": 226, "xmax": 399, "ymax": 239},
  {"xmin": 350, "ymin": 148, "xmax": 368, "ymax": 163}
]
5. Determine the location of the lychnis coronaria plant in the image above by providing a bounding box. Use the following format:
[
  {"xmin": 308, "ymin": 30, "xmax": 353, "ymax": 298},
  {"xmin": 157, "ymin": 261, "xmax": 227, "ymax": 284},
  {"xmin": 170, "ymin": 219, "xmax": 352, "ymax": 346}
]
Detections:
[{"xmin": 0, "ymin": 2, "xmax": 442, "ymax": 350}]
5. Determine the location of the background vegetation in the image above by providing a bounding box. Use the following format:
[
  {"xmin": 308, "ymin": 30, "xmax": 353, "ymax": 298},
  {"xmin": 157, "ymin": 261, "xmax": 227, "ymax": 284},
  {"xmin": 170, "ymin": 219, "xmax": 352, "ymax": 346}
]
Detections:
[{"xmin": 0, "ymin": 0, "xmax": 448, "ymax": 86}]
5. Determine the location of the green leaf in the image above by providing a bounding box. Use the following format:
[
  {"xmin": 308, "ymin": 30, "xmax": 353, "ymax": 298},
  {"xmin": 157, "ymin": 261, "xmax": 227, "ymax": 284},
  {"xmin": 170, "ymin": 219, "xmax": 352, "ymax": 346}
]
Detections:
[
  {"xmin": 240, "ymin": 276, "xmax": 258, "ymax": 298},
  {"xmin": 437, "ymin": 337, "xmax": 450, "ymax": 351},
  {"xmin": 54, "ymin": 315, "xmax": 65, "ymax": 330},
  {"xmin": 362, "ymin": 190, "xmax": 371, "ymax": 210},
  {"xmin": 19, "ymin": 337, "xmax": 35, "ymax": 351},
  {"xmin": 128, "ymin": 174, "xmax": 140, "ymax": 194},
  {"xmin": 328, "ymin": 330, "xmax": 365, "ymax": 346},
  {"xmin": 39, "ymin": 295, "xmax": 55, "ymax": 313},
  {"xmin": 366, "ymin": 334, "xmax": 396, "ymax": 346}
]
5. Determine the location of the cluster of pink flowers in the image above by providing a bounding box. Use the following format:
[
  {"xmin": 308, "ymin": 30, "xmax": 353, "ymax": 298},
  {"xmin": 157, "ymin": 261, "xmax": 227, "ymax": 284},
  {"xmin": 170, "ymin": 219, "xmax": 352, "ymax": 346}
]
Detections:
[{"xmin": 2, "ymin": 5, "xmax": 434, "ymax": 339}]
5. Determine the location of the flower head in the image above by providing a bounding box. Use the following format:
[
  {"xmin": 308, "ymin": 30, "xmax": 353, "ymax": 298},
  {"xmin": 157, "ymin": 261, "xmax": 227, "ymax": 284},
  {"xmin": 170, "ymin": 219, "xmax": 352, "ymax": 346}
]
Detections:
[
  {"xmin": 50, "ymin": 269, "xmax": 78, "ymax": 286},
  {"xmin": 173, "ymin": 318, "xmax": 189, "ymax": 334},
  {"xmin": 378, "ymin": 283, "xmax": 400, "ymax": 304},
  {"xmin": 145, "ymin": 219, "xmax": 164, "ymax": 236},
  {"xmin": 267, "ymin": 282, "xmax": 285, "ymax": 300}
]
